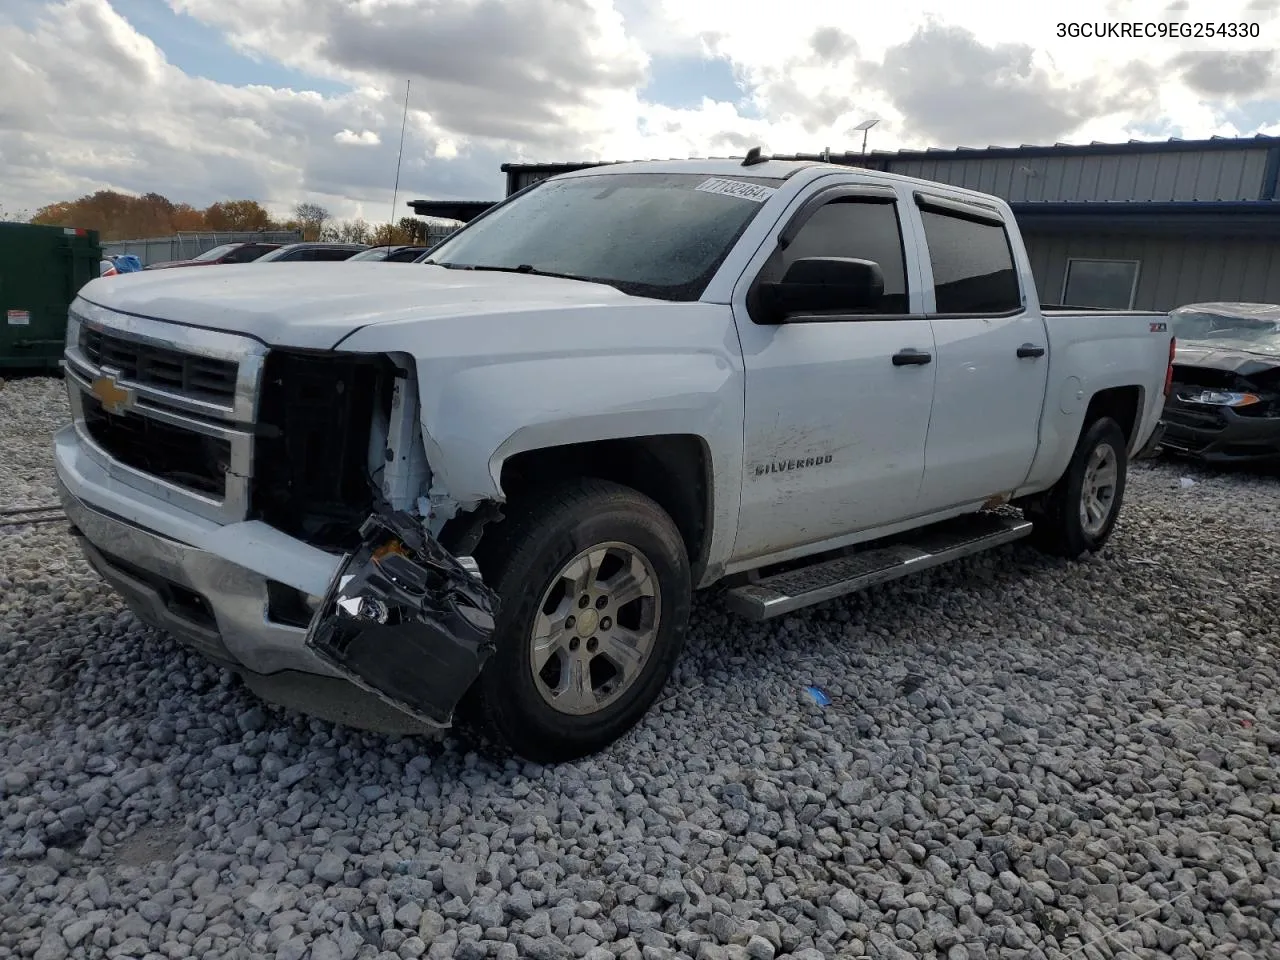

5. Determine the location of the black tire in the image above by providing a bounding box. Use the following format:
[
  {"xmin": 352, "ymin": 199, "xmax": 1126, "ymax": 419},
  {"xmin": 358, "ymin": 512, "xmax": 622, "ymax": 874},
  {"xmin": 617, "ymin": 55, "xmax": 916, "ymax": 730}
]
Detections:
[
  {"xmin": 1026, "ymin": 416, "xmax": 1129, "ymax": 559},
  {"xmin": 465, "ymin": 479, "xmax": 692, "ymax": 763}
]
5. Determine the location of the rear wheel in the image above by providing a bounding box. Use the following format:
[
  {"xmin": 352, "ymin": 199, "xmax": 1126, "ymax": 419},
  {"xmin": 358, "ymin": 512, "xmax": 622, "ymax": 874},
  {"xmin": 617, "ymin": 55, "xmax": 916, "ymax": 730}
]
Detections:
[
  {"xmin": 1025, "ymin": 416, "xmax": 1129, "ymax": 559},
  {"xmin": 466, "ymin": 479, "xmax": 691, "ymax": 763}
]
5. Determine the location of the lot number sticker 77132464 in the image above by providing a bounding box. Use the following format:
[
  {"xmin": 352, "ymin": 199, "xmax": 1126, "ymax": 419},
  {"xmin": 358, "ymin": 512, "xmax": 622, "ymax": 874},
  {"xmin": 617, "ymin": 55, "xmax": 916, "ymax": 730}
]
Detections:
[{"xmin": 695, "ymin": 178, "xmax": 777, "ymax": 203}]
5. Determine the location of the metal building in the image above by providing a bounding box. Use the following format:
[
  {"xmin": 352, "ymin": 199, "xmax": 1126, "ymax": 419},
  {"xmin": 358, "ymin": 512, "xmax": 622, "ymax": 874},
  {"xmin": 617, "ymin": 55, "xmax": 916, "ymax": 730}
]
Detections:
[{"xmin": 413, "ymin": 134, "xmax": 1280, "ymax": 312}]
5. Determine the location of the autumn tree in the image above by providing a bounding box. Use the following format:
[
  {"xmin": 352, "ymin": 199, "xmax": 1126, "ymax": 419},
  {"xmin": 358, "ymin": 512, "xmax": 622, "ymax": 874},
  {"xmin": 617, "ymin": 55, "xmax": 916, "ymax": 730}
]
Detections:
[
  {"xmin": 32, "ymin": 190, "xmax": 164, "ymax": 240},
  {"xmin": 293, "ymin": 202, "xmax": 330, "ymax": 241},
  {"xmin": 1, "ymin": 203, "xmax": 30, "ymax": 223},
  {"xmin": 169, "ymin": 203, "xmax": 206, "ymax": 232},
  {"xmin": 399, "ymin": 217, "xmax": 428, "ymax": 244},
  {"xmin": 29, "ymin": 190, "xmax": 210, "ymax": 240},
  {"xmin": 323, "ymin": 218, "xmax": 373, "ymax": 243},
  {"xmin": 204, "ymin": 199, "xmax": 274, "ymax": 232},
  {"xmin": 368, "ymin": 222, "xmax": 405, "ymax": 246}
]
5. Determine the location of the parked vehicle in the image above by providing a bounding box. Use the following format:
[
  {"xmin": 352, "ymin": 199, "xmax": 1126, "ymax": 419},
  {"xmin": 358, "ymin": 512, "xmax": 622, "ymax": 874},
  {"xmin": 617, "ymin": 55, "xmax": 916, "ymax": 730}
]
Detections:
[
  {"xmin": 1161, "ymin": 301, "xmax": 1280, "ymax": 463},
  {"xmin": 144, "ymin": 242, "xmax": 281, "ymax": 270},
  {"xmin": 54, "ymin": 157, "xmax": 1173, "ymax": 762},
  {"xmin": 100, "ymin": 254, "xmax": 142, "ymax": 276},
  {"xmin": 347, "ymin": 245, "xmax": 431, "ymax": 263},
  {"xmin": 255, "ymin": 242, "xmax": 369, "ymax": 263}
]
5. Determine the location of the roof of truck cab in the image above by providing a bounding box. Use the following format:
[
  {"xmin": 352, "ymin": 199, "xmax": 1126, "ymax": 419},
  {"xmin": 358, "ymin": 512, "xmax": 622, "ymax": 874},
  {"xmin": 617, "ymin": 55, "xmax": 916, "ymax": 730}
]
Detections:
[{"xmin": 548, "ymin": 158, "xmax": 1009, "ymax": 207}]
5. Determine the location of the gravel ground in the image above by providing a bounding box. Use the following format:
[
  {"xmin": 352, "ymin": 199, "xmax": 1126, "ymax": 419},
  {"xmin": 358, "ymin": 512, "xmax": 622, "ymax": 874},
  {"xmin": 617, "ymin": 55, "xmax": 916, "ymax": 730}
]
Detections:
[{"xmin": 2, "ymin": 375, "xmax": 1278, "ymax": 960}]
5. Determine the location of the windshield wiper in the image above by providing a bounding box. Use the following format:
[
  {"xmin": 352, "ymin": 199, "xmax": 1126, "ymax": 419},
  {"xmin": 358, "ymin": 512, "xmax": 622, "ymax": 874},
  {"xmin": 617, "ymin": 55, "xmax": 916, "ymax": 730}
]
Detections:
[
  {"xmin": 431, "ymin": 263, "xmax": 624, "ymax": 292},
  {"xmin": 447, "ymin": 263, "xmax": 537, "ymax": 274}
]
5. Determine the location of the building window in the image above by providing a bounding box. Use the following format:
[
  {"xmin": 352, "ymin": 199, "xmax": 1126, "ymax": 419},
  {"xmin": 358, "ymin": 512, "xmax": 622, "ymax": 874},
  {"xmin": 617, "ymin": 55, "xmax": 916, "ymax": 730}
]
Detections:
[
  {"xmin": 1062, "ymin": 259, "xmax": 1140, "ymax": 309},
  {"xmin": 919, "ymin": 209, "xmax": 1021, "ymax": 314}
]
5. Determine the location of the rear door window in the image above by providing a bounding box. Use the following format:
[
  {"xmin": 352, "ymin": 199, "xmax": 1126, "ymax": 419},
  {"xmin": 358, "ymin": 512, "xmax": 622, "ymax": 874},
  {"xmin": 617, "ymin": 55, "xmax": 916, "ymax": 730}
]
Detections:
[{"xmin": 917, "ymin": 202, "xmax": 1021, "ymax": 314}]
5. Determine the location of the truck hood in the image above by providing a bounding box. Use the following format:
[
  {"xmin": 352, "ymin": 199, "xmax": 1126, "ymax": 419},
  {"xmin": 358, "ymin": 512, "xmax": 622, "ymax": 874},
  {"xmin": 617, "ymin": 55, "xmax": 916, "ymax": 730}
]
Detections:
[
  {"xmin": 76, "ymin": 263, "xmax": 638, "ymax": 349},
  {"xmin": 1174, "ymin": 341, "xmax": 1280, "ymax": 377}
]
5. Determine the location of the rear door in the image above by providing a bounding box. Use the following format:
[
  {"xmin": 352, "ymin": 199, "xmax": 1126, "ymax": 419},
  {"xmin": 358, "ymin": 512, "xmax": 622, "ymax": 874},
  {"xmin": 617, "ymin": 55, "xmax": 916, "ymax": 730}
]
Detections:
[
  {"xmin": 908, "ymin": 192, "xmax": 1050, "ymax": 513},
  {"xmin": 730, "ymin": 181, "xmax": 937, "ymax": 563}
]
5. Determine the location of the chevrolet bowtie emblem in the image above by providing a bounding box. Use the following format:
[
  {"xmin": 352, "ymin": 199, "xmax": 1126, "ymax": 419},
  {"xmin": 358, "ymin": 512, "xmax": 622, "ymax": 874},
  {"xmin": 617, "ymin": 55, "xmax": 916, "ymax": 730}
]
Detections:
[{"xmin": 89, "ymin": 375, "xmax": 133, "ymax": 415}]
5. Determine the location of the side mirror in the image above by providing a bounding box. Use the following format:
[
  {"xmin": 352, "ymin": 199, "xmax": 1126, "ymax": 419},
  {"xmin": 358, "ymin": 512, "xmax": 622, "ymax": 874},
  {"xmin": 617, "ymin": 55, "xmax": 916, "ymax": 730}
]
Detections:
[{"xmin": 758, "ymin": 257, "xmax": 885, "ymax": 322}]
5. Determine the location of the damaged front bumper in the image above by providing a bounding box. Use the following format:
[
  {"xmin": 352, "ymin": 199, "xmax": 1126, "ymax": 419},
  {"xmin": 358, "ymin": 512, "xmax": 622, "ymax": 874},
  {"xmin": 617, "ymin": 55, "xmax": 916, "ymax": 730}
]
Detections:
[
  {"xmin": 1161, "ymin": 399, "xmax": 1280, "ymax": 463},
  {"xmin": 304, "ymin": 509, "xmax": 500, "ymax": 728}
]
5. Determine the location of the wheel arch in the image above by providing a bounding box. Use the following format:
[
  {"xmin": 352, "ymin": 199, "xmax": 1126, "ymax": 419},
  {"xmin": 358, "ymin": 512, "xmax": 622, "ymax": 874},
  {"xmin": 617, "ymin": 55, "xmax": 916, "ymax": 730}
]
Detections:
[
  {"xmin": 1083, "ymin": 384, "xmax": 1144, "ymax": 453},
  {"xmin": 445, "ymin": 434, "xmax": 715, "ymax": 584}
]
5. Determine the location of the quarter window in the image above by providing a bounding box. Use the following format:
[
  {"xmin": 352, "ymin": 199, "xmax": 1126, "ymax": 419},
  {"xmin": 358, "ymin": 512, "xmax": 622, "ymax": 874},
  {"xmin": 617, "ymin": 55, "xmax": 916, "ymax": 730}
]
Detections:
[
  {"xmin": 762, "ymin": 198, "xmax": 909, "ymax": 314},
  {"xmin": 919, "ymin": 208, "xmax": 1021, "ymax": 314}
]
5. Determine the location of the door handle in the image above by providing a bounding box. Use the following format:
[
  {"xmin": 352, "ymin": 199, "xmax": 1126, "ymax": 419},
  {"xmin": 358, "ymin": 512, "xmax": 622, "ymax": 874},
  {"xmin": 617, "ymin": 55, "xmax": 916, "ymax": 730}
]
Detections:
[
  {"xmin": 892, "ymin": 348, "xmax": 933, "ymax": 366},
  {"xmin": 1017, "ymin": 343, "xmax": 1046, "ymax": 359}
]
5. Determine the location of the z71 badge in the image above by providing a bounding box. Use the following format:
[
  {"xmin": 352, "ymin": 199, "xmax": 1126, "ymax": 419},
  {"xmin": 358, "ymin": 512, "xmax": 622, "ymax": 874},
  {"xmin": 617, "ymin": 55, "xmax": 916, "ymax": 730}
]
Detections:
[{"xmin": 1150, "ymin": 321, "xmax": 1168, "ymax": 332}]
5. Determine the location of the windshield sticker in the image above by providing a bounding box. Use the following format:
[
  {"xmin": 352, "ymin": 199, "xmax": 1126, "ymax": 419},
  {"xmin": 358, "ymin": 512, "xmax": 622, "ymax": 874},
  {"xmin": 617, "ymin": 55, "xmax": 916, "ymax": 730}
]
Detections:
[{"xmin": 695, "ymin": 177, "xmax": 777, "ymax": 203}]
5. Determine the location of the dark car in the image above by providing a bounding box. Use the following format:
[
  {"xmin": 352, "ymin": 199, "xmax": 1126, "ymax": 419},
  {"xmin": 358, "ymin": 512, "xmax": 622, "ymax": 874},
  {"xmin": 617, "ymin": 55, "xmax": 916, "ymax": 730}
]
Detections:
[
  {"xmin": 346, "ymin": 245, "xmax": 431, "ymax": 262},
  {"xmin": 143, "ymin": 241, "xmax": 281, "ymax": 270},
  {"xmin": 254, "ymin": 242, "xmax": 369, "ymax": 263},
  {"xmin": 1161, "ymin": 301, "xmax": 1280, "ymax": 464}
]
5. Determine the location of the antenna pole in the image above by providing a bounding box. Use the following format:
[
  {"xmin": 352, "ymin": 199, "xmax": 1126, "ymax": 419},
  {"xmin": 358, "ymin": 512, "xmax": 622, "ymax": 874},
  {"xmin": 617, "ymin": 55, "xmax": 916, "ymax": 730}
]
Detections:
[{"xmin": 389, "ymin": 79, "xmax": 411, "ymax": 242}]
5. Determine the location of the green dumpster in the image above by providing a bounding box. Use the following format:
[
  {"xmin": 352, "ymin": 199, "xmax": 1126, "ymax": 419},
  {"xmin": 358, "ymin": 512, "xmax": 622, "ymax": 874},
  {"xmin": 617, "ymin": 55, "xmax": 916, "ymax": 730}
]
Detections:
[{"xmin": 0, "ymin": 221, "xmax": 103, "ymax": 371}]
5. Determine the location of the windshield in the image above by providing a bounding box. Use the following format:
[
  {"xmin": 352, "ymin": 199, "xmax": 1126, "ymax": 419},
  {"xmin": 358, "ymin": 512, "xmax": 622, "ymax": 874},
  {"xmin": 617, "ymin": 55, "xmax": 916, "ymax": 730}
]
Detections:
[
  {"xmin": 192, "ymin": 243, "xmax": 239, "ymax": 262},
  {"xmin": 1171, "ymin": 305, "xmax": 1280, "ymax": 353},
  {"xmin": 346, "ymin": 248, "xmax": 389, "ymax": 261},
  {"xmin": 255, "ymin": 245, "xmax": 297, "ymax": 262},
  {"xmin": 422, "ymin": 172, "xmax": 782, "ymax": 300}
]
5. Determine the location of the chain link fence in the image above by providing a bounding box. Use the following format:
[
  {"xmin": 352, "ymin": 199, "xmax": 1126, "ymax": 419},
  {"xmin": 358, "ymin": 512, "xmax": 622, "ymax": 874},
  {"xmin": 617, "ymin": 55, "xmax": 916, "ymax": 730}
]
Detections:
[{"xmin": 101, "ymin": 230, "xmax": 303, "ymax": 267}]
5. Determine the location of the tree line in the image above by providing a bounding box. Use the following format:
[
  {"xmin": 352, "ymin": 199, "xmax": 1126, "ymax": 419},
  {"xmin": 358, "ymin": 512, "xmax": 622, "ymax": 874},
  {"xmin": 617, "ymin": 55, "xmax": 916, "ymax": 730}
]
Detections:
[{"xmin": 9, "ymin": 190, "xmax": 429, "ymax": 245}]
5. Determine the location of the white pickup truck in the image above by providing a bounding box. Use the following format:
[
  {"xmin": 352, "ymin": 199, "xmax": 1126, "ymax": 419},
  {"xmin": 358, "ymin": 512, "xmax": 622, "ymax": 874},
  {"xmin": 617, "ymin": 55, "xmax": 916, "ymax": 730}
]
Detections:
[{"xmin": 54, "ymin": 156, "xmax": 1174, "ymax": 762}]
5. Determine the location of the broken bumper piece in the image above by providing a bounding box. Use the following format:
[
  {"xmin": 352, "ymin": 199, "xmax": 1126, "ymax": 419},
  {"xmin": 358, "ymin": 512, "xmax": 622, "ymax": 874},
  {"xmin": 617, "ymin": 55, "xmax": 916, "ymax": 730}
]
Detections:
[{"xmin": 304, "ymin": 509, "xmax": 499, "ymax": 728}]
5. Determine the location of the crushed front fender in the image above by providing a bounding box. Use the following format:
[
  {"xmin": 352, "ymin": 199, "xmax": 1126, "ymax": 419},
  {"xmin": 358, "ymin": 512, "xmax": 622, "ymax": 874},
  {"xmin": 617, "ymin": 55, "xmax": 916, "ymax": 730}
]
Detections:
[{"xmin": 304, "ymin": 508, "xmax": 499, "ymax": 727}]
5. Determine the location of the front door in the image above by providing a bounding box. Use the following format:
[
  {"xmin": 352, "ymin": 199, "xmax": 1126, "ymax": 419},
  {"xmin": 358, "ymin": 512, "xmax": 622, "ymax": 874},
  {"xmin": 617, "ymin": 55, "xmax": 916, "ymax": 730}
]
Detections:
[
  {"xmin": 909, "ymin": 195, "xmax": 1051, "ymax": 513},
  {"xmin": 730, "ymin": 186, "xmax": 937, "ymax": 565}
]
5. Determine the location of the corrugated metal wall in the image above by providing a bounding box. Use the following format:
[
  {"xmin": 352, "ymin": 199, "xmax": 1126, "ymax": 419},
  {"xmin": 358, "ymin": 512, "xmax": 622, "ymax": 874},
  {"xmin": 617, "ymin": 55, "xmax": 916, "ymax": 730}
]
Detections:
[
  {"xmin": 1024, "ymin": 233, "xmax": 1280, "ymax": 311},
  {"xmin": 888, "ymin": 149, "xmax": 1271, "ymax": 202},
  {"xmin": 509, "ymin": 170, "xmax": 562, "ymax": 194},
  {"xmin": 102, "ymin": 230, "xmax": 302, "ymax": 266},
  {"xmin": 506, "ymin": 149, "xmax": 1272, "ymax": 203}
]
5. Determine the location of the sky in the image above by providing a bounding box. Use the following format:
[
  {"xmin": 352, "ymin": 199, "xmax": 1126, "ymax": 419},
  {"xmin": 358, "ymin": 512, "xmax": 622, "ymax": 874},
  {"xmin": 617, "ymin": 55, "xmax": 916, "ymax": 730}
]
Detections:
[{"xmin": 1, "ymin": 0, "xmax": 1279, "ymax": 222}]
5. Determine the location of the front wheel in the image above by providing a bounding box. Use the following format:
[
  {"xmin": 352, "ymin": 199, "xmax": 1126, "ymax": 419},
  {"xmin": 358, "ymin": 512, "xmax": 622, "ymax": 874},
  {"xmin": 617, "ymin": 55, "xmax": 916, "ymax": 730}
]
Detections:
[
  {"xmin": 1025, "ymin": 416, "xmax": 1129, "ymax": 559},
  {"xmin": 468, "ymin": 479, "xmax": 692, "ymax": 763}
]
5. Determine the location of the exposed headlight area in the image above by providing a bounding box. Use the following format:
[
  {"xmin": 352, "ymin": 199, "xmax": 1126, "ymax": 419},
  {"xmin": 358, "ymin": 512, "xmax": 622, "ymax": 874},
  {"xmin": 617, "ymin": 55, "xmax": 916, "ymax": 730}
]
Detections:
[
  {"xmin": 250, "ymin": 349, "xmax": 430, "ymax": 552},
  {"xmin": 251, "ymin": 350, "xmax": 398, "ymax": 551}
]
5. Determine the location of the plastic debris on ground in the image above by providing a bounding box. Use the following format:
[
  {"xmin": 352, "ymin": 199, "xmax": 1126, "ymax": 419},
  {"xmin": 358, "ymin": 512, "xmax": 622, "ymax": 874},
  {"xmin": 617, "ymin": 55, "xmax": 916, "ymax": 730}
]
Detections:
[{"xmin": 803, "ymin": 685, "xmax": 831, "ymax": 707}]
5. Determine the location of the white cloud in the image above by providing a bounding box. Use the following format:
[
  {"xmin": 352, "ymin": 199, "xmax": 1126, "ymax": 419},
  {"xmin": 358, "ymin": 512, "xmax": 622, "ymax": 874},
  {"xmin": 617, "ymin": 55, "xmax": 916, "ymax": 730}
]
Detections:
[
  {"xmin": 1, "ymin": 0, "xmax": 1278, "ymax": 221},
  {"xmin": 334, "ymin": 129, "xmax": 381, "ymax": 146}
]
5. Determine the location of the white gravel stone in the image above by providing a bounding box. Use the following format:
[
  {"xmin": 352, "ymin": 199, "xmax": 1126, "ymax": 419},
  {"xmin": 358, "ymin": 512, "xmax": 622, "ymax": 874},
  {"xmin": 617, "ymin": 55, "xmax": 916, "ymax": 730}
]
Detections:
[{"xmin": 2, "ymin": 376, "xmax": 1279, "ymax": 960}]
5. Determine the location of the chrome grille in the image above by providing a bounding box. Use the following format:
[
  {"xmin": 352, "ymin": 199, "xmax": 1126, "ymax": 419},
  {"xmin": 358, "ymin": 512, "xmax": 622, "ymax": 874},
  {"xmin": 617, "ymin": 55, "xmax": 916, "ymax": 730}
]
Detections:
[
  {"xmin": 64, "ymin": 302, "xmax": 268, "ymax": 524},
  {"xmin": 81, "ymin": 326, "xmax": 238, "ymax": 404}
]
